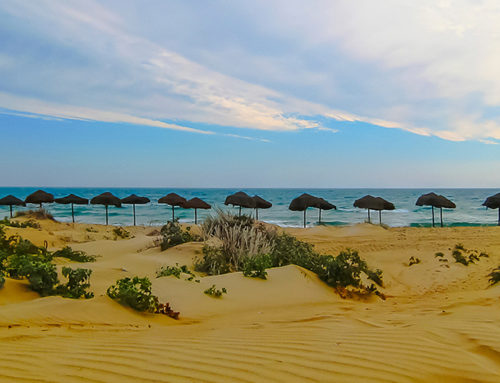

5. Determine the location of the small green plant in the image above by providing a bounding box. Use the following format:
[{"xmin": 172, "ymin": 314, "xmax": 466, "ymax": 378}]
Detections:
[
  {"xmin": 107, "ymin": 276, "xmax": 179, "ymax": 319},
  {"xmin": 113, "ymin": 227, "xmax": 131, "ymax": 239},
  {"xmin": 408, "ymin": 256, "xmax": 421, "ymax": 266},
  {"xmin": 450, "ymin": 244, "xmax": 487, "ymax": 266},
  {"xmin": 156, "ymin": 263, "xmax": 195, "ymax": 280},
  {"xmin": 204, "ymin": 284, "xmax": 227, "ymax": 298},
  {"xmin": 56, "ymin": 267, "xmax": 94, "ymax": 299},
  {"xmin": 434, "ymin": 252, "xmax": 444, "ymax": 258},
  {"xmin": 488, "ymin": 267, "xmax": 500, "ymax": 285},
  {"xmin": 52, "ymin": 246, "xmax": 97, "ymax": 262},
  {"xmin": 242, "ymin": 254, "xmax": 272, "ymax": 279}
]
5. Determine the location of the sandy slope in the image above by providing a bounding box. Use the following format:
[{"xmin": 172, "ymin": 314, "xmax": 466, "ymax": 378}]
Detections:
[{"xmin": 1, "ymin": 218, "xmax": 500, "ymax": 382}]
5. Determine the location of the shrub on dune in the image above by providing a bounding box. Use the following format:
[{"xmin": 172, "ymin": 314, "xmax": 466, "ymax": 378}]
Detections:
[{"xmin": 159, "ymin": 219, "xmax": 200, "ymax": 251}]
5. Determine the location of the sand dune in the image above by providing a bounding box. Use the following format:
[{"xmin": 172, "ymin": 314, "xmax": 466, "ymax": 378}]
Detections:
[{"xmin": 1, "ymin": 218, "xmax": 500, "ymax": 382}]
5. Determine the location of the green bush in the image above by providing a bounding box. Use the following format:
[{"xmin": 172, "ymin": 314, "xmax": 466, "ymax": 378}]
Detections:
[
  {"xmin": 488, "ymin": 267, "xmax": 500, "ymax": 285},
  {"xmin": 6, "ymin": 254, "xmax": 59, "ymax": 296},
  {"xmin": 52, "ymin": 246, "xmax": 97, "ymax": 262},
  {"xmin": 56, "ymin": 267, "xmax": 93, "ymax": 299},
  {"xmin": 242, "ymin": 254, "xmax": 272, "ymax": 279},
  {"xmin": 270, "ymin": 232, "xmax": 317, "ymax": 269},
  {"xmin": 107, "ymin": 276, "xmax": 179, "ymax": 318},
  {"xmin": 0, "ymin": 218, "xmax": 40, "ymax": 229},
  {"xmin": 194, "ymin": 245, "xmax": 231, "ymax": 275},
  {"xmin": 107, "ymin": 276, "xmax": 158, "ymax": 312},
  {"xmin": 160, "ymin": 220, "xmax": 199, "ymax": 250},
  {"xmin": 204, "ymin": 284, "xmax": 227, "ymax": 298}
]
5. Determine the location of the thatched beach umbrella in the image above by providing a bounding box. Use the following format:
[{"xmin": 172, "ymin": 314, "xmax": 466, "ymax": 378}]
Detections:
[
  {"xmin": 482, "ymin": 192, "xmax": 500, "ymax": 226},
  {"xmin": 289, "ymin": 193, "xmax": 323, "ymax": 228},
  {"xmin": 224, "ymin": 191, "xmax": 255, "ymax": 217},
  {"xmin": 54, "ymin": 194, "xmax": 89, "ymax": 223},
  {"xmin": 159, "ymin": 193, "xmax": 187, "ymax": 221},
  {"xmin": 25, "ymin": 189, "xmax": 54, "ymax": 208},
  {"xmin": 121, "ymin": 194, "xmax": 150, "ymax": 226},
  {"xmin": 90, "ymin": 192, "xmax": 121, "ymax": 225},
  {"xmin": 252, "ymin": 195, "xmax": 272, "ymax": 220},
  {"xmin": 316, "ymin": 198, "xmax": 336, "ymax": 224},
  {"xmin": 182, "ymin": 197, "xmax": 211, "ymax": 224},
  {"xmin": 354, "ymin": 195, "xmax": 395, "ymax": 224},
  {"xmin": 416, "ymin": 192, "xmax": 456, "ymax": 227},
  {"xmin": 0, "ymin": 195, "xmax": 25, "ymax": 218}
]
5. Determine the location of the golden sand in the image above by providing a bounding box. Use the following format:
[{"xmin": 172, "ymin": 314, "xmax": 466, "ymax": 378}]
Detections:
[{"xmin": 1, "ymin": 219, "xmax": 500, "ymax": 382}]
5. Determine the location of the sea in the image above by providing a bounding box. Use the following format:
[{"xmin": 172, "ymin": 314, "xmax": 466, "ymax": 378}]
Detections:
[{"xmin": 0, "ymin": 188, "xmax": 498, "ymax": 228}]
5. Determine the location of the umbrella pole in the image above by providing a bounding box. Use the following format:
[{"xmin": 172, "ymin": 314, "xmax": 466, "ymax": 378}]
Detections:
[
  {"xmin": 105, "ymin": 205, "xmax": 108, "ymax": 225},
  {"xmin": 172, "ymin": 206, "xmax": 175, "ymax": 222},
  {"xmin": 195, "ymin": 208, "xmax": 198, "ymax": 225},
  {"xmin": 10, "ymin": 205, "xmax": 13, "ymax": 218},
  {"xmin": 379, "ymin": 210, "xmax": 382, "ymax": 225},
  {"xmin": 368, "ymin": 209, "xmax": 371, "ymax": 223},
  {"xmin": 432, "ymin": 206, "xmax": 435, "ymax": 227},
  {"xmin": 303, "ymin": 209, "xmax": 306, "ymax": 228},
  {"xmin": 440, "ymin": 207, "xmax": 443, "ymax": 228},
  {"xmin": 133, "ymin": 204, "xmax": 136, "ymax": 226},
  {"xmin": 239, "ymin": 206, "xmax": 241, "ymax": 217},
  {"xmin": 498, "ymin": 208, "xmax": 500, "ymax": 226},
  {"xmin": 71, "ymin": 203, "xmax": 75, "ymax": 223},
  {"xmin": 319, "ymin": 208, "xmax": 322, "ymax": 223}
]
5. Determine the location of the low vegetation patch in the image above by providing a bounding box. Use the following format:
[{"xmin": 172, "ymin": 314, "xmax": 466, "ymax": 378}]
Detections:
[
  {"xmin": 159, "ymin": 220, "xmax": 201, "ymax": 251},
  {"xmin": 113, "ymin": 226, "xmax": 131, "ymax": 239},
  {"xmin": 488, "ymin": 267, "xmax": 500, "ymax": 286},
  {"xmin": 107, "ymin": 276, "xmax": 179, "ymax": 319},
  {"xmin": 156, "ymin": 263, "xmax": 198, "ymax": 282},
  {"xmin": 0, "ymin": 225, "xmax": 94, "ymax": 298},
  {"xmin": 204, "ymin": 284, "xmax": 227, "ymax": 298},
  {"xmin": 451, "ymin": 244, "xmax": 488, "ymax": 266},
  {"xmin": 0, "ymin": 218, "xmax": 40, "ymax": 229},
  {"xmin": 408, "ymin": 256, "xmax": 421, "ymax": 266},
  {"xmin": 15, "ymin": 209, "xmax": 54, "ymax": 221},
  {"xmin": 52, "ymin": 246, "xmax": 97, "ymax": 262},
  {"xmin": 196, "ymin": 211, "xmax": 384, "ymax": 297}
]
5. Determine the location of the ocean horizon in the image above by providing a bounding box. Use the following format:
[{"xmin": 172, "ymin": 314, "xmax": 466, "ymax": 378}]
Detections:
[{"xmin": 1, "ymin": 187, "xmax": 498, "ymax": 228}]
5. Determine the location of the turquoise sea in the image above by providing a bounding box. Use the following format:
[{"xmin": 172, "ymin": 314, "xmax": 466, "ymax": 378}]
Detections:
[{"xmin": 0, "ymin": 188, "xmax": 498, "ymax": 227}]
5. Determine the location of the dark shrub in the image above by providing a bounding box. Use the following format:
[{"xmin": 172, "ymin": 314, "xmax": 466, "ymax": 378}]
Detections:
[
  {"xmin": 52, "ymin": 246, "xmax": 97, "ymax": 262},
  {"xmin": 160, "ymin": 220, "xmax": 199, "ymax": 251},
  {"xmin": 242, "ymin": 254, "xmax": 272, "ymax": 279},
  {"xmin": 107, "ymin": 276, "xmax": 157, "ymax": 312},
  {"xmin": 56, "ymin": 267, "xmax": 94, "ymax": 299},
  {"xmin": 488, "ymin": 267, "xmax": 500, "ymax": 285}
]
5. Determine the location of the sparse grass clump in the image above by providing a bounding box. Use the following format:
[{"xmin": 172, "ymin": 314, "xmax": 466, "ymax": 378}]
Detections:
[
  {"xmin": 451, "ymin": 244, "xmax": 488, "ymax": 266},
  {"xmin": 408, "ymin": 256, "xmax": 421, "ymax": 266},
  {"xmin": 159, "ymin": 220, "xmax": 200, "ymax": 251},
  {"xmin": 204, "ymin": 284, "xmax": 227, "ymax": 298},
  {"xmin": 52, "ymin": 246, "xmax": 97, "ymax": 262},
  {"xmin": 107, "ymin": 276, "xmax": 179, "ymax": 319},
  {"xmin": 15, "ymin": 209, "xmax": 54, "ymax": 221},
  {"xmin": 113, "ymin": 227, "xmax": 131, "ymax": 239},
  {"xmin": 488, "ymin": 267, "xmax": 500, "ymax": 285}
]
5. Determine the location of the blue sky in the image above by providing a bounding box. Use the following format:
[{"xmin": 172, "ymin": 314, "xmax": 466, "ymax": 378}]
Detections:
[{"xmin": 0, "ymin": 0, "xmax": 499, "ymax": 187}]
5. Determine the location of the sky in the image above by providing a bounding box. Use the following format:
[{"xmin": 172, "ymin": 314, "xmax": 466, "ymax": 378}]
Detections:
[{"xmin": 0, "ymin": 0, "xmax": 499, "ymax": 188}]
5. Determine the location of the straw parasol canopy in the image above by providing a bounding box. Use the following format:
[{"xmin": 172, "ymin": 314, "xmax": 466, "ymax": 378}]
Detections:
[
  {"xmin": 416, "ymin": 192, "xmax": 456, "ymax": 227},
  {"xmin": 90, "ymin": 192, "xmax": 121, "ymax": 225},
  {"xmin": 25, "ymin": 190, "xmax": 54, "ymax": 208},
  {"xmin": 482, "ymin": 192, "xmax": 500, "ymax": 226},
  {"xmin": 252, "ymin": 195, "xmax": 272, "ymax": 220},
  {"xmin": 224, "ymin": 191, "xmax": 256, "ymax": 217},
  {"xmin": 0, "ymin": 195, "xmax": 25, "ymax": 218},
  {"xmin": 289, "ymin": 193, "xmax": 335, "ymax": 227},
  {"xmin": 121, "ymin": 194, "xmax": 150, "ymax": 226},
  {"xmin": 158, "ymin": 193, "xmax": 187, "ymax": 221},
  {"xmin": 354, "ymin": 195, "xmax": 395, "ymax": 224},
  {"xmin": 54, "ymin": 194, "xmax": 89, "ymax": 223},
  {"xmin": 182, "ymin": 197, "xmax": 211, "ymax": 224}
]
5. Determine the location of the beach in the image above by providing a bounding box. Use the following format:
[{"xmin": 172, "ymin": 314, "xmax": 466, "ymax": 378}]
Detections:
[{"xmin": 1, "ymin": 216, "xmax": 499, "ymax": 382}]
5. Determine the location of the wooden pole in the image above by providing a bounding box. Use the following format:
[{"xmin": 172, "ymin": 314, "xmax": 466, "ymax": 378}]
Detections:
[
  {"xmin": 431, "ymin": 206, "xmax": 435, "ymax": 227},
  {"xmin": 303, "ymin": 209, "xmax": 306, "ymax": 228},
  {"xmin": 10, "ymin": 205, "xmax": 13, "ymax": 218},
  {"xmin": 71, "ymin": 203, "xmax": 75, "ymax": 223},
  {"xmin": 133, "ymin": 204, "xmax": 136, "ymax": 226},
  {"xmin": 172, "ymin": 205, "xmax": 175, "ymax": 221},
  {"xmin": 498, "ymin": 208, "xmax": 500, "ymax": 226},
  {"xmin": 440, "ymin": 207, "xmax": 443, "ymax": 227},
  {"xmin": 368, "ymin": 209, "xmax": 371, "ymax": 223},
  {"xmin": 319, "ymin": 208, "xmax": 322, "ymax": 223},
  {"xmin": 239, "ymin": 206, "xmax": 242, "ymax": 217},
  {"xmin": 105, "ymin": 205, "xmax": 109, "ymax": 225},
  {"xmin": 379, "ymin": 210, "xmax": 382, "ymax": 225},
  {"xmin": 256, "ymin": 208, "xmax": 259, "ymax": 220},
  {"xmin": 195, "ymin": 208, "xmax": 198, "ymax": 224}
]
